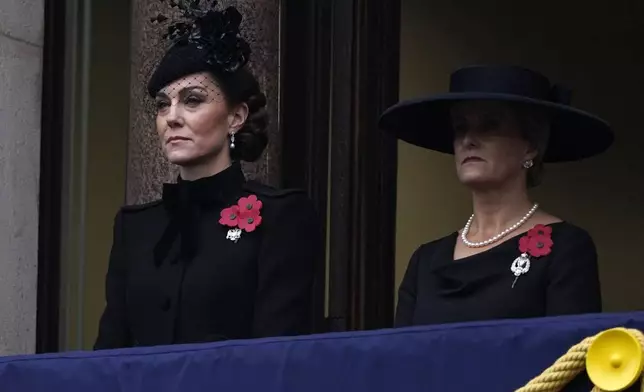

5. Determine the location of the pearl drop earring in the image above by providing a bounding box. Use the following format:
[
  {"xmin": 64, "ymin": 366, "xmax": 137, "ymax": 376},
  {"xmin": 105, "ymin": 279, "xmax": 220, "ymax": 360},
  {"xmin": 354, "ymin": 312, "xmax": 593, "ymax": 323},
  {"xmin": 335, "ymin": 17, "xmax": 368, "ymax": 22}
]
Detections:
[{"xmin": 230, "ymin": 133, "xmax": 235, "ymax": 149}]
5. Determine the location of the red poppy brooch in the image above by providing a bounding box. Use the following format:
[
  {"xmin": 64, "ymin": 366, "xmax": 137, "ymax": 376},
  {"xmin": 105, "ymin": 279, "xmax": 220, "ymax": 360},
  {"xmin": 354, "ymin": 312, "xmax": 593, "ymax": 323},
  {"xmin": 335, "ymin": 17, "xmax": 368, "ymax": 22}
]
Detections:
[
  {"xmin": 510, "ymin": 224, "xmax": 553, "ymax": 288},
  {"xmin": 219, "ymin": 194, "xmax": 263, "ymax": 242}
]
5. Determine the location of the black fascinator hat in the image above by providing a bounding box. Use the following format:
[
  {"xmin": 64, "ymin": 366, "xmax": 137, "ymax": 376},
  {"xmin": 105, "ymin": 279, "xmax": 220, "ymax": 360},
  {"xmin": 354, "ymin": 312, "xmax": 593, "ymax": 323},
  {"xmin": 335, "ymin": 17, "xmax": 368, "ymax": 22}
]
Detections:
[
  {"xmin": 379, "ymin": 65, "xmax": 614, "ymax": 162},
  {"xmin": 147, "ymin": 0, "xmax": 251, "ymax": 97}
]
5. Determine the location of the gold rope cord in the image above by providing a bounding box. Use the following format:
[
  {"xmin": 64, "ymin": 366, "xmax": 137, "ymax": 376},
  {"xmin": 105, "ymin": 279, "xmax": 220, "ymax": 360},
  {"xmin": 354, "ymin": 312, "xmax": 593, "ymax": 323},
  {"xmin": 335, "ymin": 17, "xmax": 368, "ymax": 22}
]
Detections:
[{"xmin": 515, "ymin": 329, "xmax": 644, "ymax": 392}]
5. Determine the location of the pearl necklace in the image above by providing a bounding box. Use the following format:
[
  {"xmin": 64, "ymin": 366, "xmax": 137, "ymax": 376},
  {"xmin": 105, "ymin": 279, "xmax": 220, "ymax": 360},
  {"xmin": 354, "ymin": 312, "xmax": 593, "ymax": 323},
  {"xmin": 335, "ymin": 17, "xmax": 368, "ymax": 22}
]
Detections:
[{"xmin": 461, "ymin": 203, "xmax": 539, "ymax": 248}]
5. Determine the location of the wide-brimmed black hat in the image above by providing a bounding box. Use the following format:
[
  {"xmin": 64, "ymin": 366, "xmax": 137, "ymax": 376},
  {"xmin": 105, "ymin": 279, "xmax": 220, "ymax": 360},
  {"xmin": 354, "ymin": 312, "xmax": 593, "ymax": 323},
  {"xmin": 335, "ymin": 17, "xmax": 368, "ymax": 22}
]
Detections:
[{"xmin": 378, "ymin": 65, "xmax": 613, "ymax": 162}]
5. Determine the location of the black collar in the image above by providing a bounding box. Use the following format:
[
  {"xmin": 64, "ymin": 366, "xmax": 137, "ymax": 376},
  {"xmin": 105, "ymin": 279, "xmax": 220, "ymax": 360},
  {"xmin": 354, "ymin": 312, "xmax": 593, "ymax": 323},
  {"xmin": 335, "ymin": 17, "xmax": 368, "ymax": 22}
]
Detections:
[
  {"xmin": 154, "ymin": 163, "xmax": 246, "ymax": 267},
  {"xmin": 161, "ymin": 162, "xmax": 246, "ymax": 209}
]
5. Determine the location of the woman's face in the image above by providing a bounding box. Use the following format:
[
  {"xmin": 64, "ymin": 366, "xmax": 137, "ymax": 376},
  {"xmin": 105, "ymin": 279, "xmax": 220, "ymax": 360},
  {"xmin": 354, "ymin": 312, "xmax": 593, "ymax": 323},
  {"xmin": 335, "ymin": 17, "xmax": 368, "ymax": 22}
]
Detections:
[
  {"xmin": 451, "ymin": 101, "xmax": 537, "ymax": 189},
  {"xmin": 154, "ymin": 72, "xmax": 247, "ymax": 167}
]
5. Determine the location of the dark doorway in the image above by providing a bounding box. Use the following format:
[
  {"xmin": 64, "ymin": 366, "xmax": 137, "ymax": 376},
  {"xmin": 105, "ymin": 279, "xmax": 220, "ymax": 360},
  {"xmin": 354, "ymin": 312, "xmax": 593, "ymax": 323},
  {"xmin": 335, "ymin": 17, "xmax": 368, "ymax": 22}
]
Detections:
[{"xmin": 280, "ymin": 0, "xmax": 401, "ymax": 332}]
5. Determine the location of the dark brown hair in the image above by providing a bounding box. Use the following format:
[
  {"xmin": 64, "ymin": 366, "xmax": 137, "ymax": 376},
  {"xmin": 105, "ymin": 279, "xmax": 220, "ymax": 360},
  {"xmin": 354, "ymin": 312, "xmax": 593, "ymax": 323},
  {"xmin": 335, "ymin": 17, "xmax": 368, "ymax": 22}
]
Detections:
[{"xmin": 216, "ymin": 67, "xmax": 269, "ymax": 162}]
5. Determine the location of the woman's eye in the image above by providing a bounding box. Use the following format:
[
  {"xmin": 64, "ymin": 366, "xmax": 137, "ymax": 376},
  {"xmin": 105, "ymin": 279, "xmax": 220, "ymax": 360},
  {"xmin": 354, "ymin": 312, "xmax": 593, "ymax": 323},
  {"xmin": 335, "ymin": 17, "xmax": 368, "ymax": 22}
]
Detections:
[
  {"xmin": 155, "ymin": 101, "xmax": 170, "ymax": 110},
  {"xmin": 481, "ymin": 118, "xmax": 500, "ymax": 130},
  {"xmin": 185, "ymin": 96, "xmax": 203, "ymax": 106},
  {"xmin": 452, "ymin": 123, "xmax": 467, "ymax": 134}
]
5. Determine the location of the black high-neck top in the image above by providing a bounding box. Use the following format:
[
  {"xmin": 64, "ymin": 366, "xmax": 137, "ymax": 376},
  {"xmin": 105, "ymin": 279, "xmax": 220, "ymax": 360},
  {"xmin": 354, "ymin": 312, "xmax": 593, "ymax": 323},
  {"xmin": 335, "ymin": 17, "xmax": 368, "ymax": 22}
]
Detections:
[
  {"xmin": 395, "ymin": 222, "xmax": 602, "ymax": 326},
  {"xmin": 94, "ymin": 163, "xmax": 323, "ymax": 349}
]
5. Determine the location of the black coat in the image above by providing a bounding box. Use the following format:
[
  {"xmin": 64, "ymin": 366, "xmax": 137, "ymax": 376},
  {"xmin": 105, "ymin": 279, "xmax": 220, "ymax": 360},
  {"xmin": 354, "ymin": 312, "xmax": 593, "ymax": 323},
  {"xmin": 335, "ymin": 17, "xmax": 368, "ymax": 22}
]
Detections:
[
  {"xmin": 94, "ymin": 164, "xmax": 322, "ymax": 349},
  {"xmin": 395, "ymin": 222, "xmax": 602, "ymax": 326}
]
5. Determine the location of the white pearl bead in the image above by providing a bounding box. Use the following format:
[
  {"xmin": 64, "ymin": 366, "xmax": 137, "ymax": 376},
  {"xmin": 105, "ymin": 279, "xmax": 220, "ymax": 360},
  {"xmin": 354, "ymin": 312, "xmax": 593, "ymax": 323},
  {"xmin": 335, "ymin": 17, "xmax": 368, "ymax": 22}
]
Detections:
[{"xmin": 461, "ymin": 203, "xmax": 539, "ymax": 248}]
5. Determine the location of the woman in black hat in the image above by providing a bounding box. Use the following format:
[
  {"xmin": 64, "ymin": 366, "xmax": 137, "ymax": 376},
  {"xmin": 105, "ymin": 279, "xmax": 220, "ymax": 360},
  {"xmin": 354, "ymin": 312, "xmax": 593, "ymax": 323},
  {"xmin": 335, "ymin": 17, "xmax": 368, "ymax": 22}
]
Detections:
[
  {"xmin": 380, "ymin": 65, "xmax": 613, "ymax": 326},
  {"xmin": 94, "ymin": 1, "xmax": 322, "ymax": 349}
]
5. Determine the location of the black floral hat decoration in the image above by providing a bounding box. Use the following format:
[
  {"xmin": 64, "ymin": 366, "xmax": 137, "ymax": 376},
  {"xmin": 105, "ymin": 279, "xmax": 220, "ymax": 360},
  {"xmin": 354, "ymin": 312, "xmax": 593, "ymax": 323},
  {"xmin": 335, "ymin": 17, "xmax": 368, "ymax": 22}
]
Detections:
[{"xmin": 146, "ymin": 0, "xmax": 251, "ymax": 97}]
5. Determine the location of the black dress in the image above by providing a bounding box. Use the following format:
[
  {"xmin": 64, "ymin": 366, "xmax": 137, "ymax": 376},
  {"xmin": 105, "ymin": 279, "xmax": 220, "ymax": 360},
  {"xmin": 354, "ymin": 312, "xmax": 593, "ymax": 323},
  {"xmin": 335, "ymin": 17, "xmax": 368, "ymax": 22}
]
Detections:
[
  {"xmin": 395, "ymin": 222, "xmax": 602, "ymax": 326},
  {"xmin": 94, "ymin": 163, "xmax": 323, "ymax": 349}
]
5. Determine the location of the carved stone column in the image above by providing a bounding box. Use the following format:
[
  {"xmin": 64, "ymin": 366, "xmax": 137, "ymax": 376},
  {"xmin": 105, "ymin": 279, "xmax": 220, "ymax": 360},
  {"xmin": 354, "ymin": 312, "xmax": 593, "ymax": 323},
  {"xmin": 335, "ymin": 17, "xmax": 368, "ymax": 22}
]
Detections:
[{"xmin": 127, "ymin": 0, "xmax": 281, "ymax": 204}]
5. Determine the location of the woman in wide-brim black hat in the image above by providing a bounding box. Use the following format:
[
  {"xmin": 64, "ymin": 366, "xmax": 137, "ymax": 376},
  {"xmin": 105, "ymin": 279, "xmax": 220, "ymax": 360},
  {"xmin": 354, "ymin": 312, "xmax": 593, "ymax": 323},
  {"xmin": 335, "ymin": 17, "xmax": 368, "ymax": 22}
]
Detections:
[
  {"xmin": 381, "ymin": 65, "xmax": 613, "ymax": 327},
  {"xmin": 94, "ymin": 0, "xmax": 322, "ymax": 350}
]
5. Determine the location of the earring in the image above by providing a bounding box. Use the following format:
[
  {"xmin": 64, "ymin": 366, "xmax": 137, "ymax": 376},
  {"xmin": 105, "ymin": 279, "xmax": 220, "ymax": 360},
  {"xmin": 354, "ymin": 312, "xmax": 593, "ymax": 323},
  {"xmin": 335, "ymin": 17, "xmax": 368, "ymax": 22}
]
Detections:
[
  {"xmin": 523, "ymin": 159, "xmax": 534, "ymax": 169},
  {"xmin": 230, "ymin": 133, "xmax": 235, "ymax": 149}
]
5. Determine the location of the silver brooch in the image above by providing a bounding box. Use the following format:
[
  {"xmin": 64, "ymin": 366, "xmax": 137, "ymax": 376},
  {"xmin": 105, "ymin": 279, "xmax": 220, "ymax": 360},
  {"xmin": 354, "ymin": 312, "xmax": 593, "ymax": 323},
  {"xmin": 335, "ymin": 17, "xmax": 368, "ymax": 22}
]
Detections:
[
  {"xmin": 510, "ymin": 253, "xmax": 531, "ymax": 288},
  {"xmin": 226, "ymin": 228, "xmax": 242, "ymax": 243}
]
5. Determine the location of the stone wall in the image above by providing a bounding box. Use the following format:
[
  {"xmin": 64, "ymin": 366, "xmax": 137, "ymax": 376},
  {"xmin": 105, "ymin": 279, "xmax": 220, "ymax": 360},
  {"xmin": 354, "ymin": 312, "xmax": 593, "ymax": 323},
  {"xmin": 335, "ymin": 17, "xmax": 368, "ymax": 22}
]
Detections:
[{"xmin": 0, "ymin": 0, "xmax": 44, "ymax": 355}]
